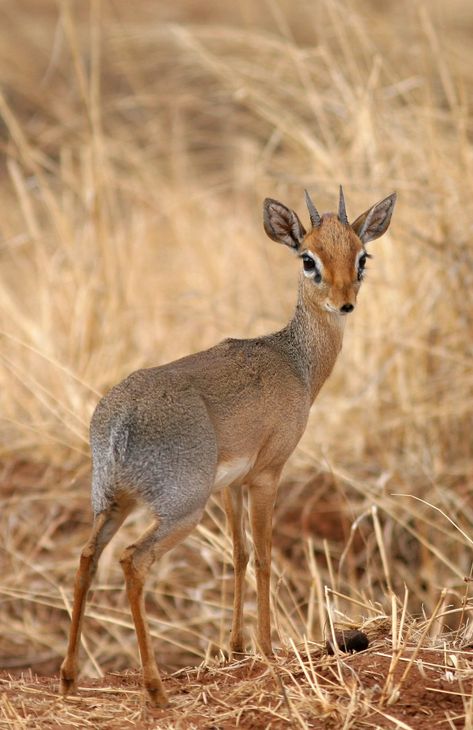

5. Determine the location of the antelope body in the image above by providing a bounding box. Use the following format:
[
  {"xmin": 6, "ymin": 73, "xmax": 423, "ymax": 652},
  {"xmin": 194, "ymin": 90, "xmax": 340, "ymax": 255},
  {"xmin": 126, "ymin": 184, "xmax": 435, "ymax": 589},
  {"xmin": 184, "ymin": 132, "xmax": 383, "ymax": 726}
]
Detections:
[{"xmin": 60, "ymin": 187, "xmax": 396, "ymax": 707}]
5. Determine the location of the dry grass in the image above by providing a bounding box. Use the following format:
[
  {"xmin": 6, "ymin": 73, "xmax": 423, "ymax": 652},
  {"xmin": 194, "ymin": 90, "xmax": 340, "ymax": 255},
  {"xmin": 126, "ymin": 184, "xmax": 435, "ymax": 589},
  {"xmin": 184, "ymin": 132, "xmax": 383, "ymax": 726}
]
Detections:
[
  {"xmin": 1, "ymin": 0, "xmax": 473, "ymax": 726},
  {"xmin": 3, "ymin": 618, "xmax": 473, "ymax": 728}
]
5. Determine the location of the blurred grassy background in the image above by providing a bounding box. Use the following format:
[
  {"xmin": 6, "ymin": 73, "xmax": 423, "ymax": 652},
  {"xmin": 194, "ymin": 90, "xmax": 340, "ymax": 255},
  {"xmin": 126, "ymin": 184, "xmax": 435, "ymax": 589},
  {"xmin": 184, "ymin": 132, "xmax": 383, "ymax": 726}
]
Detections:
[{"xmin": 0, "ymin": 0, "xmax": 473, "ymax": 677}]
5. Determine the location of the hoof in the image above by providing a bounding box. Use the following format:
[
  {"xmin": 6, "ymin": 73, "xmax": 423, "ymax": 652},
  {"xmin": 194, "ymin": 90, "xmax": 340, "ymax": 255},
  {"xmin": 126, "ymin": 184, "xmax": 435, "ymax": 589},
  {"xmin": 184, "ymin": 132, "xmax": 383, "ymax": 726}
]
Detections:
[
  {"xmin": 145, "ymin": 679, "xmax": 169, "ymax": 708},
  {"xmin": 228, "ymin": 647, "xmax": 247, "ymax": 662},
  {"xmin": 59, "ymin": 666, "xmax": 77, "ymax": 697},
  {"xmin": 222, "ymin": 651, "xmax": 245, "ymax": 664},
  {"xmin": 259, "ymin": 645, "xmax": 274, "ymax": 658},
  {"xmin": 229, "ymin": 640, "xmax": 246, "ymax": 656}
]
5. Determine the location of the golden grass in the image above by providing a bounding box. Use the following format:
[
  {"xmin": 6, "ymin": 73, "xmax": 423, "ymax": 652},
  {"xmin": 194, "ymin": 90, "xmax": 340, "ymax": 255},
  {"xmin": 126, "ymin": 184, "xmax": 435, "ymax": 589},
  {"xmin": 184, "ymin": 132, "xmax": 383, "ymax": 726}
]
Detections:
[
  {"xmin": 3, "ymin": 617, "xmax": 473, "ymax": 728},
  {"xmin": 1, "ymin": 0, "xmax": 473, "ymax": 725}
]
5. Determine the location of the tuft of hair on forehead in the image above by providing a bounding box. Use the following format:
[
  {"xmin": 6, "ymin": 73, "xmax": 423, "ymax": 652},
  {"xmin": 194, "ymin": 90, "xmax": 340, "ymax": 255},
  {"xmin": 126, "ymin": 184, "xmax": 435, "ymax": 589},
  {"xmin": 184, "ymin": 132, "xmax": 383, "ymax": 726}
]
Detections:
[{"xmin": 308, "ymin": 213, "xmax": 361, "ymax": 246}]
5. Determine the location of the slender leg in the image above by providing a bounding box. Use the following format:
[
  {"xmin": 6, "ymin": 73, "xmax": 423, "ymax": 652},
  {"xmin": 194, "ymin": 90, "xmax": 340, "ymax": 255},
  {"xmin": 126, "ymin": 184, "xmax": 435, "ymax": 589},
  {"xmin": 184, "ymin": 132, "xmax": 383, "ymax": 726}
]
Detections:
[
  {"xmin": 248, "ymin": 473, "xmax": 279, "ymax": 656},
  {"xmin": 60, "ymin": 499, "xmax": 133, "ymax": 695},
  {"xmin": 119, "ymin": 508, "xmax": 203, "ymax": 707},
  {"xmin": 222, "ymin": 485, "xmax": 248, "ymax": 655}
]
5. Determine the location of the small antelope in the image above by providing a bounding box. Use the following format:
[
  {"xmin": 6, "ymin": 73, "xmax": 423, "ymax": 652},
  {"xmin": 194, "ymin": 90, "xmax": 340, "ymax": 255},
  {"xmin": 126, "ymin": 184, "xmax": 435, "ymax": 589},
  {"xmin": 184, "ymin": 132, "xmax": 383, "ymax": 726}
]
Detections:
[{"xmin": 60, "ymin": 187, "xmax": 396, "ymax": 707}]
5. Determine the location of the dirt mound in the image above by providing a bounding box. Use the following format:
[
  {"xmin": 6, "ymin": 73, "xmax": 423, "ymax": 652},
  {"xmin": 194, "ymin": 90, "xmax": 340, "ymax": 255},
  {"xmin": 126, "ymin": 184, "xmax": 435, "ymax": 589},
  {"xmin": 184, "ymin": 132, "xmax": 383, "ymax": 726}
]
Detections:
[{"xmin": 2, "ymin": 636, "xmax": 473, "ymax": 729}]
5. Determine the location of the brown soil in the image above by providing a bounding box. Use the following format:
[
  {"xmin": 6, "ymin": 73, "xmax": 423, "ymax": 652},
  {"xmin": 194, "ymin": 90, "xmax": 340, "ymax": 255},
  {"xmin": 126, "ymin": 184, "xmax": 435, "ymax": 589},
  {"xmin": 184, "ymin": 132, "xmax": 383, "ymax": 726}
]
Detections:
[
  {"xmin": 2, "ymin": 461, "xmax": 473, "ymax": 727},
  {"xmin": 1, "ymin": 638, "xmax": 472, "ymax": 729}
]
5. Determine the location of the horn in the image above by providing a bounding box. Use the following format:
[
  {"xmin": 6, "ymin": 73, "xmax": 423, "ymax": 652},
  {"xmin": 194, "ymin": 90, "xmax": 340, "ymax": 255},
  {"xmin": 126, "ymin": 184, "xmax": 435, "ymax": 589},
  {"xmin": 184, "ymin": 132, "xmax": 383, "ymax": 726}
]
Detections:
[
  {"xmin": 338, "ymin": 185, "xmax": 348, "ymax": 225},
  {"xmin": 304, "ymin": 189, "xmax": 321, "ymax": 228}
]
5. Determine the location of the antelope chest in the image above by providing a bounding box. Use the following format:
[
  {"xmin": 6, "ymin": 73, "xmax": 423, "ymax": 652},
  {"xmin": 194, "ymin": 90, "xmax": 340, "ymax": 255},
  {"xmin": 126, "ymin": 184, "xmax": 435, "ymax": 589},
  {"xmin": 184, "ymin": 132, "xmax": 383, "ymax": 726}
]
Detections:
[{"xmin": 212, "ymin": 456, "xmax": 254, "ymax": 492}]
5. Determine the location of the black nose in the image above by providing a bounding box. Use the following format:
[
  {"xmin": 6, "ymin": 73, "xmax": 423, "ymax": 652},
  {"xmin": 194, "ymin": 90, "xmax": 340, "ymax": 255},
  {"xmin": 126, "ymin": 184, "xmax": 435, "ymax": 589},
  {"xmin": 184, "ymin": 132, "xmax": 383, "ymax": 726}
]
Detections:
[{"xmin": 340, "ymin": 303, "xmax": 354, "ymax": 313}]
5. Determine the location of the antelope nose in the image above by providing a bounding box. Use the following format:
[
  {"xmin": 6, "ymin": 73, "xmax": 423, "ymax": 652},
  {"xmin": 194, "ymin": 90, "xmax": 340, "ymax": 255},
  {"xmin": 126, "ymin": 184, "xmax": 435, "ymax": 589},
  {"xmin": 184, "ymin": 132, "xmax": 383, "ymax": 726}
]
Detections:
[{"xmin": 340, "ymin": 303, "xmax": 354, "ymax": 313}]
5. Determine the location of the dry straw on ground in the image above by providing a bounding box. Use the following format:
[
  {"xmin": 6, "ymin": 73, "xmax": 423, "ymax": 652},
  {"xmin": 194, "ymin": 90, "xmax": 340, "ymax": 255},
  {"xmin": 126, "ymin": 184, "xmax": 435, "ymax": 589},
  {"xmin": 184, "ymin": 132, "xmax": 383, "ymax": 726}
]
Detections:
[{"xmin": 0, "ymin": 0, "xmax": 473, "ymax": 727}]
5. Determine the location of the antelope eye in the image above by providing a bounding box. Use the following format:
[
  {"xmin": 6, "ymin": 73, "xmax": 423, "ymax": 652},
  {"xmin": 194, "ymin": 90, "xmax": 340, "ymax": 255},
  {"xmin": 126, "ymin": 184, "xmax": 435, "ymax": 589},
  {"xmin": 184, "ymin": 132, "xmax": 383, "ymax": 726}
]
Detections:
[
  {"xmin": 302, "ymin": 254, "xmax": 322, "ymax": 283},
  {"xmin": 357, "ymin": 253, "xmax": 367, "ymax": 280},
  {"xmin": 302, "ymin": 254, "xmax": 316, "ymax": 272}
]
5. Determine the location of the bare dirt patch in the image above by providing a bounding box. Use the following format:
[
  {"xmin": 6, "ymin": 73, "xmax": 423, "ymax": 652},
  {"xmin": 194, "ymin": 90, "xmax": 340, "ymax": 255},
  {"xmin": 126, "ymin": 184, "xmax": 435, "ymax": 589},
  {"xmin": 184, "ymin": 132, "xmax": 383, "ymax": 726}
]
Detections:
[
  {"xmin": 2, "ymin": 634, "xmax": 473, "ymax": 729},
  {"xmin": 2, "ymin": 459, "xmax": 473, "ymax": 727}
]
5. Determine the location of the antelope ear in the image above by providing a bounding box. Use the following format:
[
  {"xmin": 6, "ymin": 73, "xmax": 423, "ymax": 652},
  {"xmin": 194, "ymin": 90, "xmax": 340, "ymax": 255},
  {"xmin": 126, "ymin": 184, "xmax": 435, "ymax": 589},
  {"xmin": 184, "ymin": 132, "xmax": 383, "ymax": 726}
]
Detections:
[
  {"xmin": 263, "ymin": 198, "xmax": 306, "ymax": 251},
  {"xmin": 351, "ymin": 192, "xmax": 397, "ymax": 243}
]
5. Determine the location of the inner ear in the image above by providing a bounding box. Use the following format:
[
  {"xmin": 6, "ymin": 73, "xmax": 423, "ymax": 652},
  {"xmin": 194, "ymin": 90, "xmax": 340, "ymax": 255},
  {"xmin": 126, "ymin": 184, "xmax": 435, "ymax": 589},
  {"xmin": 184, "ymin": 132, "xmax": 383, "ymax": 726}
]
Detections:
[
  {"xmin": 263, "ymin": 198, "xmax": 306, "ymax": 250},
  {"xmin": 351, "ymin": 192, "xmax": 396, "ymax": 244}
]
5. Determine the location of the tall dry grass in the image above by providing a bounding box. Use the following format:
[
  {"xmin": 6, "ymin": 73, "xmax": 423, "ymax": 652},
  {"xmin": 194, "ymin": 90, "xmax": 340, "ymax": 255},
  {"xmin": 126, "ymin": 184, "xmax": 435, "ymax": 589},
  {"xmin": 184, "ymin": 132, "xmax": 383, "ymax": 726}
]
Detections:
[{"xmin": 1, "ymin": 0, "xmax": 473, "ymax": 687}]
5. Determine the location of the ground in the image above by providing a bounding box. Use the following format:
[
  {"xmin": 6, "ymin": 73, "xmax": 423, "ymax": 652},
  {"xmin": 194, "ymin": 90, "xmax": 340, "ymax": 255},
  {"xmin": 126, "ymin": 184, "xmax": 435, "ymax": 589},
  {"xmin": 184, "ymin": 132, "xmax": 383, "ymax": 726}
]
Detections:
[
  {"xmin": 2, "ymin": 630, "xmax": 473, "ymax": 729},
  {"xmin": 2, "ymin": 462, "xmax": 473, "ymax": 728},
  {"xmin": 1, "ymin": 0, "xmax": 473, "ymax": 728}
]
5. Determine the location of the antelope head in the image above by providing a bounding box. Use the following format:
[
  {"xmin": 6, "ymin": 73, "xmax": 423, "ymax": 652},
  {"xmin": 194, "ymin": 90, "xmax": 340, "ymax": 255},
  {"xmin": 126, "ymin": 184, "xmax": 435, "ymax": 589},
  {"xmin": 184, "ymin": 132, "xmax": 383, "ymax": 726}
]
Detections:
[{"xmin": 263, "ymin": 187, "xmax": 396, "ymax": 316}]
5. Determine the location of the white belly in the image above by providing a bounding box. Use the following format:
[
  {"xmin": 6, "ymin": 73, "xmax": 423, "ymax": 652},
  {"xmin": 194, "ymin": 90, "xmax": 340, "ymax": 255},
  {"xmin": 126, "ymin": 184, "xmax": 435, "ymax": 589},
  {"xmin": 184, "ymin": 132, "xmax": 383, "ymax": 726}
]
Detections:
[{"xmin": 212, "ymin": 456, "xmax": 254, "ymax": 493}]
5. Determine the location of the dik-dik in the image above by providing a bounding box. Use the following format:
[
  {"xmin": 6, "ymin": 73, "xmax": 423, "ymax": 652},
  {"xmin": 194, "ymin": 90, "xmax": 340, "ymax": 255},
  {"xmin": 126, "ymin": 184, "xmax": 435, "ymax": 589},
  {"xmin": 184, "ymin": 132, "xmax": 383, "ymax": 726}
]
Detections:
[{"xmin": 60, "ymin": 187, "xmax": 396, "ymax": 706}]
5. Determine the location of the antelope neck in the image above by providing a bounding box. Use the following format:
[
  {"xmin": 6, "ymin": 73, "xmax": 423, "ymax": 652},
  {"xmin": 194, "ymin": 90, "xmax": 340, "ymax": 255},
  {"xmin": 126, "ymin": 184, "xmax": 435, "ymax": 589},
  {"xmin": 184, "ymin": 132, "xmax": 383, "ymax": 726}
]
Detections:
[{"xmin": 274, "ymin": 284, "xmax": 345, "ymax": 402}]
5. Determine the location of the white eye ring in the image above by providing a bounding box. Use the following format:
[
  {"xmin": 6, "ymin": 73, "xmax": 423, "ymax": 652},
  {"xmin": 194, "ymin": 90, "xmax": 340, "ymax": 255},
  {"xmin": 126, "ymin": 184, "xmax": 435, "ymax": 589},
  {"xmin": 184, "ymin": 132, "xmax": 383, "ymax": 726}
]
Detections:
[
  {"xmin": 356, "ymin": 250, "xmax": 369, "ymax": 281},
  {"xmin": 301, "ymin": 252, "xmax": 322, "ymax": 282}
]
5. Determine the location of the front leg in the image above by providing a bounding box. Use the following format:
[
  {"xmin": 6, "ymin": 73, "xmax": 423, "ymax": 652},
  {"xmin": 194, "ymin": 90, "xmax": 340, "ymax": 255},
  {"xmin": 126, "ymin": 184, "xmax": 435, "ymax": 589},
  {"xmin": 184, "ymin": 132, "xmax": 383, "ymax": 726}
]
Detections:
[{"xmin": 248, "ymin": 471, "xmax": 279, "ymax": 656}]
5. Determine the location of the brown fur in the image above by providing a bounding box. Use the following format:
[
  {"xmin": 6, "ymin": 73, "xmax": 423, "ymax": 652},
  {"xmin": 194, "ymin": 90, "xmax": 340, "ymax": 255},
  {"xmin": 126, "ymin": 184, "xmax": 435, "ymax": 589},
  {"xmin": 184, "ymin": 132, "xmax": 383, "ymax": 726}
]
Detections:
[
  {"xmin": 301, "ymin": 214, "xmax": 364, "ymax": 312},
  {"xmin": 60, "ymin": 189, "xmax": 395, "ymax": 707}
]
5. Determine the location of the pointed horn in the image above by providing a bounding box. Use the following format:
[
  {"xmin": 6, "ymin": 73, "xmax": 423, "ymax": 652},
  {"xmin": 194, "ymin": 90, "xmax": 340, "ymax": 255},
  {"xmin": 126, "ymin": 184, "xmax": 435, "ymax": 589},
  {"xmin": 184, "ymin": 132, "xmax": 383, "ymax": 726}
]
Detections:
[
  {"xmin": 338, "ymin": 185, "xmax": 348, "ymax": 225},
  {"xmin": 304, "ymin": 189, "xmax": 321, "ymax": 228}
]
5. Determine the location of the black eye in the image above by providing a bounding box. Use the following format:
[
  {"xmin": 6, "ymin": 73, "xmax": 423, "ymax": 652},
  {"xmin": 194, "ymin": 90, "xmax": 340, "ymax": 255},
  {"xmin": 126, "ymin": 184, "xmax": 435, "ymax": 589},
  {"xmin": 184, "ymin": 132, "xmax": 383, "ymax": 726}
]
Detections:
[
  {"xmin": 357, "ymin": 253, "xmax": 367, "ymax": 280},
  {"xmin": 302, "ymin": 254, "xmax": 322, "ymax": 283},
  {"xmin": 302, "ymin": 254, "xmax": 315, "ymax": 272}
]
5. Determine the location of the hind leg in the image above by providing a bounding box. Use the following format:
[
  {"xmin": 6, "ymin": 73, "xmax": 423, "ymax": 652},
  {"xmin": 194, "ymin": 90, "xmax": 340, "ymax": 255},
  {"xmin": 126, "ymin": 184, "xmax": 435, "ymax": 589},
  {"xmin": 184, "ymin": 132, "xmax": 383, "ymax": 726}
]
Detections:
[
  {"xmin": 222, "ymin": 485, "xmax": 248, "ymax": 655},
  {"xmin": 248, "ymin": 471, "xmax": 280, "ymax": 656},
  {"xmin": 60, "ymin": 497, "xmax": 133, "ymax": 696},
  {"xmin": 119, "ymin": 507, "xmax": 204, "ymax": 707}
]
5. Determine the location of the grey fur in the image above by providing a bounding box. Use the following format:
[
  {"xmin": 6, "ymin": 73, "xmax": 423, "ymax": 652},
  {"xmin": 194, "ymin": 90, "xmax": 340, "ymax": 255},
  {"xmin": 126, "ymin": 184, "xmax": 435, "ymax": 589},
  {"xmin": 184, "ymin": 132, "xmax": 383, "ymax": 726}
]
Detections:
[
  {"xmin": 89, "ymin": 311, "xmax": 328, "ymax": 525},
  {"xmin": 61, "ymin": 189, "xmax": 396, "ymax": 707},
  {"xmin": 90, "ymin": 191, "xmax": 396, "ymax": 532}
]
